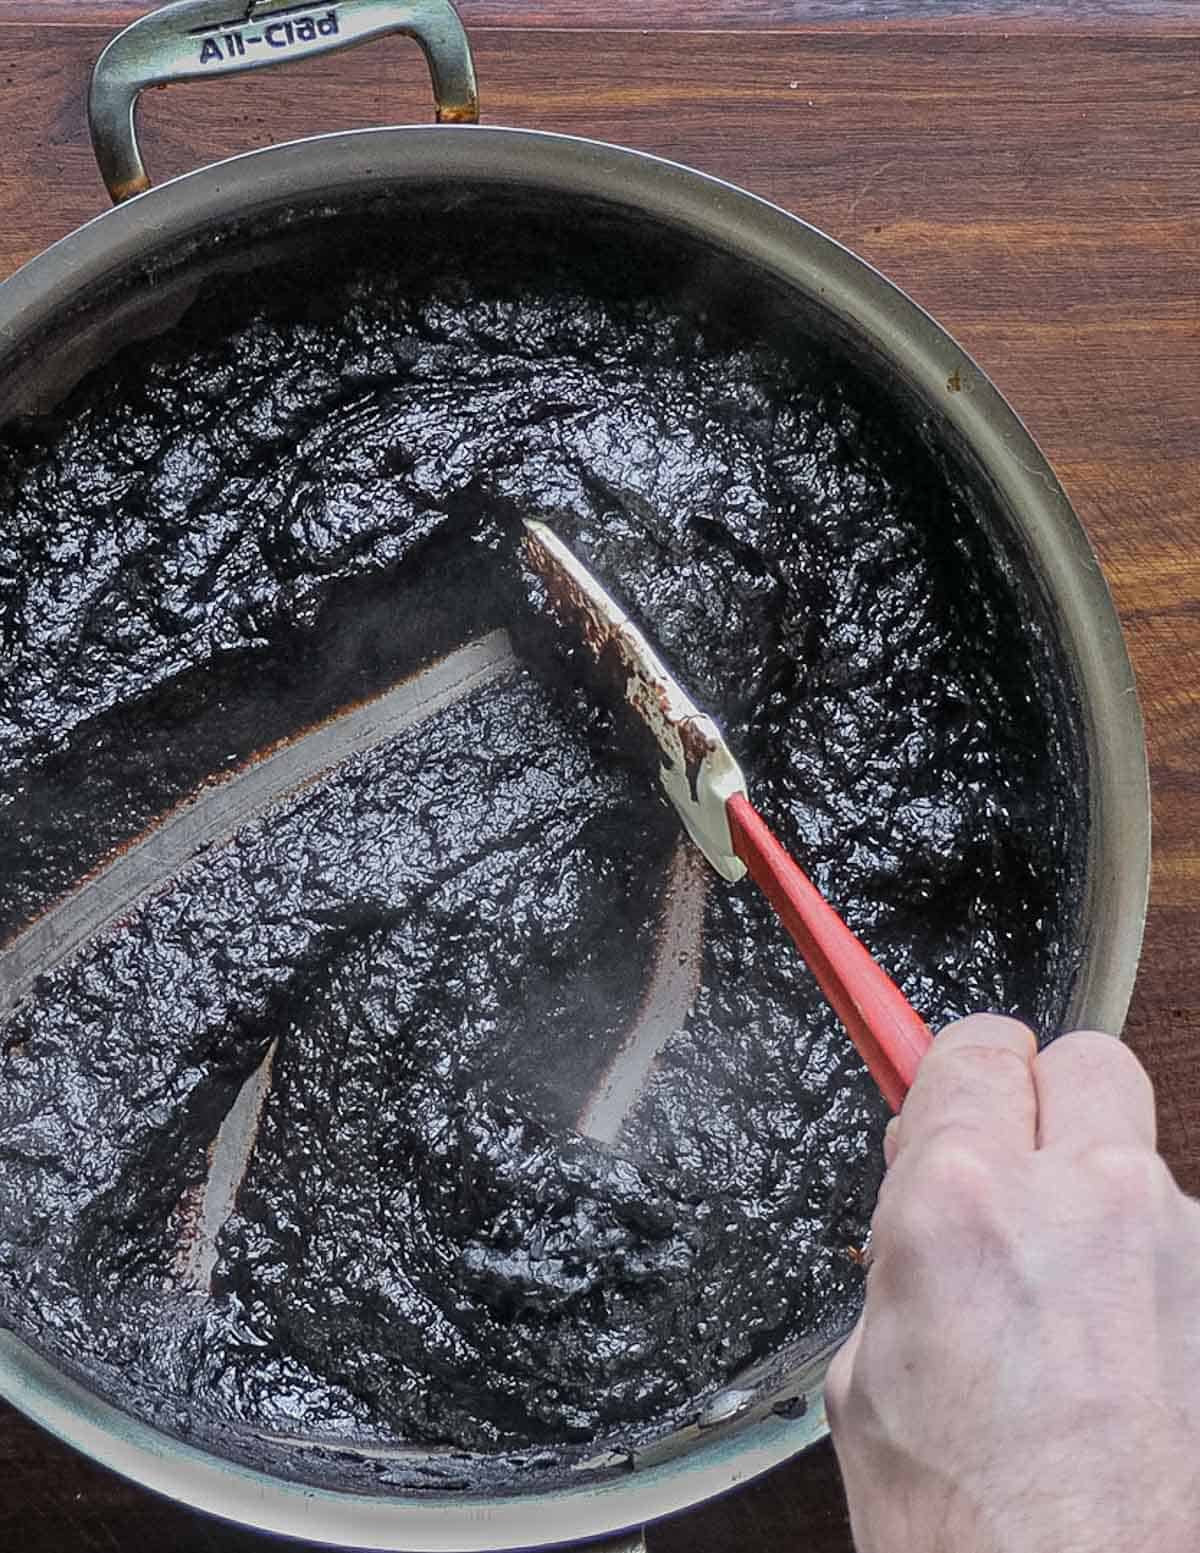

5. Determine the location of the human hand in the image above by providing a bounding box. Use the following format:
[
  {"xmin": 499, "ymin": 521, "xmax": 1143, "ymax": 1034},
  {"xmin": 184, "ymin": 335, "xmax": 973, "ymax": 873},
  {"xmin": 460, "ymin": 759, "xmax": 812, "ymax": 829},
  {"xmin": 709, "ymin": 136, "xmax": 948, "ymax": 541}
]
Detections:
[{"xmin": 826, "ymin": 1013, "xmax": 1200, "ymax": 1553}]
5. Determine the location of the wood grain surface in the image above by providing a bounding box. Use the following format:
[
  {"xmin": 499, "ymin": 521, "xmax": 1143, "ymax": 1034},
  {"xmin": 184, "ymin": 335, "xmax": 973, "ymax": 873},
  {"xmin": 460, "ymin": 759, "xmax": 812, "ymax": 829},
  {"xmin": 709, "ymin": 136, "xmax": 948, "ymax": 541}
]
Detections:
[
  {"xmin": 3, "ymin": 1, "xmax": 1199, "ymax": 29},
  {"xmin": 0, "ymin": 4, "xmax": 1197, "ymax": 1551}
]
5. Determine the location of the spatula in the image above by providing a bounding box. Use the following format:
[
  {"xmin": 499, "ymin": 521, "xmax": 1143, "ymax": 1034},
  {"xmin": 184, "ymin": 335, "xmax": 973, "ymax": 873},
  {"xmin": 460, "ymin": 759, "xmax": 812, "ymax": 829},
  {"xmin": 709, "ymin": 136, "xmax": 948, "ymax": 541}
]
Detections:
[{"xmin": 523, "ymin": 519, "xmax": 932, "ymax": 1113}]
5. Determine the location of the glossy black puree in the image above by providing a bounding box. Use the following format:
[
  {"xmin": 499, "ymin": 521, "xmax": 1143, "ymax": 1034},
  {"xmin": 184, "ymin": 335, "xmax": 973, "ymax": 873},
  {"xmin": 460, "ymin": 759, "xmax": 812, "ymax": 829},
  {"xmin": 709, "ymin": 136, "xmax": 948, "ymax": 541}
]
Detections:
[{"xmin": 0, "ymin": 209, "xmax": 1084, "ymax": 1474}]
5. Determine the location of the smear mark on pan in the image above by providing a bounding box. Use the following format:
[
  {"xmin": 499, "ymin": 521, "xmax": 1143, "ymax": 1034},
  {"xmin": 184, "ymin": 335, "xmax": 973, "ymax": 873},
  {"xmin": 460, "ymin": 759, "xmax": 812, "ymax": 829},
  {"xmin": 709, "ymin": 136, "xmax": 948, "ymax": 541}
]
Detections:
[
  {"xmin": 577, "ymin": 839, "xmax": 708, "ymax": 1144},
  {"xmin": 0, "ymin": 631, "xmax": 518, "ymax": 1021},
  {"xmin": 175, "ymin": 1037, "xmax": 279, "ymax": 1296}
]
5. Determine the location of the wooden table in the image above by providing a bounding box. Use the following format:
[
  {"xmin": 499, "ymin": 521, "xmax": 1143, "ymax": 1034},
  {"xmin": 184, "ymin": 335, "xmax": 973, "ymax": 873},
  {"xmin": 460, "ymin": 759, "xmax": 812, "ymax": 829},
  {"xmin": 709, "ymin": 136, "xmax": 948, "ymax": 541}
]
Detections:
[{"xmin": 0, "ymin": 2, "xmax": 1197, "ymax": 1549}]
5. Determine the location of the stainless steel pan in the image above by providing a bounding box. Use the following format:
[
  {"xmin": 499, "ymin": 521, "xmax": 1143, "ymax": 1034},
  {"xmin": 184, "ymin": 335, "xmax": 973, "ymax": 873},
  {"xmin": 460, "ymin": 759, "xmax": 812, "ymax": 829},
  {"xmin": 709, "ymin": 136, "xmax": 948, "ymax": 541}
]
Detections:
[{"xmin": 0, "ymin": 2, "xmax": 1150, "ymax": 1548}]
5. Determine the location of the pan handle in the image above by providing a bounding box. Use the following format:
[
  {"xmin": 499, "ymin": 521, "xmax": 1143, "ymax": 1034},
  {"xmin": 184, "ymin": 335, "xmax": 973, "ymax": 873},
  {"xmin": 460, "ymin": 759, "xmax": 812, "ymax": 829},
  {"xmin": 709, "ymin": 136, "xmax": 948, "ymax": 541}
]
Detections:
[
  {"xmin": 88, "ymin": 0, "xmax": 479, "ymax": 204},
  {"xmin": 586, "ymin": 1537, "xmax": 648, "ymax": 1552}
]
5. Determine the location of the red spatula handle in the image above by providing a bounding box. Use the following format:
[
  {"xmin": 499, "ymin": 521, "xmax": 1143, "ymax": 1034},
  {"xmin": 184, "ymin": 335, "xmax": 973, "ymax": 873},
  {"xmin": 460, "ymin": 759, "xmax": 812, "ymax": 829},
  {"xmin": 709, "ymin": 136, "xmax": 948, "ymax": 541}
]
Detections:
[{"xmin": 726, "ymin": 793, "xmax": 932, "ymax": 1112}]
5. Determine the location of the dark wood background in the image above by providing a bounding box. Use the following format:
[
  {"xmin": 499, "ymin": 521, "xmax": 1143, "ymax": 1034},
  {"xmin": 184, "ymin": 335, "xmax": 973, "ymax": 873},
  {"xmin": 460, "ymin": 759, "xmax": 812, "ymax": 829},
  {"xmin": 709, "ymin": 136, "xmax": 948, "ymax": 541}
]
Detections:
[{"xmin": 0, "ymin": 2, "xmax": 1197, "ymax": 1549}]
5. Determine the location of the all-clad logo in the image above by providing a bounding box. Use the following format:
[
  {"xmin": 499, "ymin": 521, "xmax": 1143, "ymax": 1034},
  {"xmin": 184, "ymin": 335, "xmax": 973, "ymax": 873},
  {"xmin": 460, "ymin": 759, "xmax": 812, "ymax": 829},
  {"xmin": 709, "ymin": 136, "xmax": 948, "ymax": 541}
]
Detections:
[{"xmin": 194, "ymin": 6, "xmax": 340, "ymax": 65}]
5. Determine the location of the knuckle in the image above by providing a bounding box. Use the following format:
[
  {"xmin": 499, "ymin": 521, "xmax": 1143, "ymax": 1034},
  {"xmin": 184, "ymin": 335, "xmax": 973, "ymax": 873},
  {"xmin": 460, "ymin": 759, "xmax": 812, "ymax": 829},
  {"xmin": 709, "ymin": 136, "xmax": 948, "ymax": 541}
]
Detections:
[
  {"xmin": 1048, "ymin": 1028, "xmax": 1154, "ymax": 1095},
  {"xmin": 937, "ymin": 1040, "xmax": 1032, "ymax": 1089},
  {"xmin": 879, "ymin": 1134, "xmax": 997, "ymax": 1244},
  {"xmin": 935, "ymin": 1012, "xmax": 1036, "ymax": 1056},
  {"xmin": 917, "ymin": 1134, "xmax": 996, "ymax": 1209},
  {"xmin": 914, "ymin": 1037, "xmax": 1034, "ymax": 1116},
  {"xmin": 1080, "ymin": 1143, "xmax": 1167, "ymax": 1212}
]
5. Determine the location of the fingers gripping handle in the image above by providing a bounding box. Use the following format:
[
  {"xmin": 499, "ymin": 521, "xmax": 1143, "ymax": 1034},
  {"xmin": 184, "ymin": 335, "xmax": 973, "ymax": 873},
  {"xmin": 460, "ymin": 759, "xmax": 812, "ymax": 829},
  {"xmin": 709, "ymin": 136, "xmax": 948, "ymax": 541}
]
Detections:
[{"xmin": 89, "ymin": 0, "xmax": 479, "ymax": 203}]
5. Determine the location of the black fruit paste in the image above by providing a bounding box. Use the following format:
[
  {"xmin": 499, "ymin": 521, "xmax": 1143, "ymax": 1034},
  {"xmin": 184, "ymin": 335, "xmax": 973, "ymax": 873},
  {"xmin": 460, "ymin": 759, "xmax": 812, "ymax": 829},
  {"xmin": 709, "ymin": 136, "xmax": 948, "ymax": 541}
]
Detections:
[{"xmin": 0, "ymin": 213, "xmax": 1085, "ymax": 1471}]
